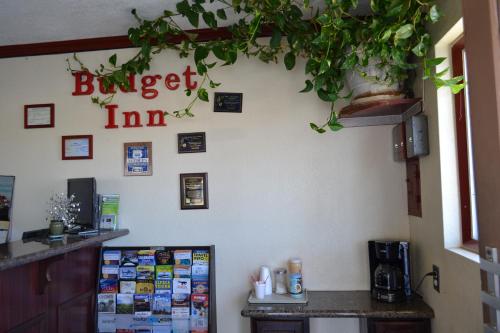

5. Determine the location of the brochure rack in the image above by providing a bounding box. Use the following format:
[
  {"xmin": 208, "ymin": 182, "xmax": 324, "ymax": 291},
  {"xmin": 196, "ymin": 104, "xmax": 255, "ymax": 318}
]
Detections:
[{"xmin": 96, "ymin": 245, "xmax": 216, "ymax": 333}]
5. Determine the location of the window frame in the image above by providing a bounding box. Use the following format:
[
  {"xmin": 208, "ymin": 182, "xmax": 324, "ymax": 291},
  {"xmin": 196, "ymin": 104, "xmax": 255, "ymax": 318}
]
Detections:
[{"xmin": 451, "ymin": 36, "xmax": 478, "ymax": 251}]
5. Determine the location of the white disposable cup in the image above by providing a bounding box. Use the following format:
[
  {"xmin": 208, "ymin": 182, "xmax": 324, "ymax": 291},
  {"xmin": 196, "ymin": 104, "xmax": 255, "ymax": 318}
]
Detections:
[{"xmin": 254, "ymin": 282, "xmax": 266, "ymax": 299}]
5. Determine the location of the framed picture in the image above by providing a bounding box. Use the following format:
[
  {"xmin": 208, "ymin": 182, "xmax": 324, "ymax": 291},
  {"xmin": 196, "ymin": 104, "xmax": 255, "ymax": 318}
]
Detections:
[
  {"xmin": 214, "ymin": 92, "xmax": 243, "ymax": 113},
  {"xmin": 0, "ymin": 176, "xmax": 15, "ymax": 244},
  {"xmin": 180, "ymin": 173, "xmax": 208, "ymax": 210},
  {"xmin": 24, "ymin": 103, "xmax": 55, "ymax": 129},
  {"xmin": 62, "ymin": 135, "xmax": 93, "ymax": 160},
  {"xmin": 178, "ymin": 132, "xmax": 206, "ymax": 154},
  {"xmin": 124, "ymin": 142, "xmax": 153, "ymax": 176}
]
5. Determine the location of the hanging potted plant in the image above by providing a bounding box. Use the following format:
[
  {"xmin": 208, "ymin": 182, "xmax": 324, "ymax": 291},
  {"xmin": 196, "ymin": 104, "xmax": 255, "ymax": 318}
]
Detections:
[{"xmin": 68, "ymin": 0, "xmax": 464, "ymax": 133}]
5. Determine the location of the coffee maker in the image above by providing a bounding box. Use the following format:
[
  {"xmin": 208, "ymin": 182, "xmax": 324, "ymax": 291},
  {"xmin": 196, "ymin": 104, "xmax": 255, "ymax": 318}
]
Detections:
[{"xmin": 368, "ymin": 240, "xmax": 412, "ymax": 303}]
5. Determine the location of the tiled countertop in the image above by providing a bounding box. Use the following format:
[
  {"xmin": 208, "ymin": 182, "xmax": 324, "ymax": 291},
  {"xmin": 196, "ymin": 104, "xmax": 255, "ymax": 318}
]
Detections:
[{"xmin": 241, "ymin": 290, "xmax": 434, "ymax": 319}]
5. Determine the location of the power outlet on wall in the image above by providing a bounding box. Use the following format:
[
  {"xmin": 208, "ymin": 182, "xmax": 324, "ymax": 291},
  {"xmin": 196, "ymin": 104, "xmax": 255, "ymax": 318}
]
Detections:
[{"xmin": 432, "ymin": 265, "xmax": 440, "ymax": 293}]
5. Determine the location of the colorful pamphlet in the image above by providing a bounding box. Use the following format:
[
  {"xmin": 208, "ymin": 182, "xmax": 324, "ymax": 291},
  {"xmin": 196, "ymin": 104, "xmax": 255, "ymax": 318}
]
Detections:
[
  {"xmin": 116, "ymin": 294, "xmax": 134, "ymax": 314},
  {"xmin": 119, "ymin": 266, "xmax": 137, "ymax": 280},
  {"xmin": 103, "ymin": 250, "xmax": 121, "ymax": 265},
  {"xmin": 156, "ymin": 265, "xmax": 173, "ymax": 280},
  {"xmin": 101, "ymin": 265, "xmax": 119, "ymax": 279},
  {"xmin": 98, "ymin": 314, "xmax": 116, "ymax": 332},
  {"xmin": 100, "ymin": 278, "xmax": 118, "ymax": 293},
  {"xmin": 191, "ymin": 264, "xmax": 209, "ymax": 280},
  {"xmin": 98, "ymin": 293, "xmax": 116, "ymax": 313},
  {"xmin": 137, "ymin": 265, "xmax": 155, "ymax": 280},
  {"xmin": 174, "ymin": 249, "xmax": 192, "ymax": 265},
  {"xmin": 138, "ymin": 250, "xmax": 157, "ymax": 266},
  {"xmin": 173, "ymin": 265, "xmax": 191, "ymax": 278},
  {"xmin": 173, "ymin": 278, "xmax": 191, "ymax": 294},
  {"xmin": 152, "ymin": 293, "xmax": 172, "ymax": 315},
  {"xmin": 120, "ymin": 280, "xmax": 136, "ymax": 294},
  {"xmin": 192, "ymin": 250, "xmax": 209, "ymax": 265},
  {"xmin": 134, "ymin": 294, "xmax": 152, "ymax": 316},
  {"xmin": 121, "ymin": 250, "xmax": 139, "ymax": 265},
  {"xmin": 155, "ymin": 250, "xmax": 173, "ymax": 265},
  {"xmin": 191, "ymin": 294, "xmax": 209, "ymax": 318},
  {"xmin": 190, "ymin": 317, "xmax": 209, "ymax": 332},
  {"xmin": 155, "ymin": 279, "xmax": 172, "ymax": 294},
  {"xmin": 192, "ymin": 280, "xmax": 209, "ymax": 294},
  {"xmin": 136, "ymin": 281, "xmax": 155, "ymax": 294},
  {"xmin": 172, "ymin": 293, "xmax": 190, "ymax": 307},
  {"xmin": 171, "ymin": 306, "xmax": 190, "ymax": 319},
  {"xmin": 99, "ymin": 194, "xmax": 120, "ymax": 230}
]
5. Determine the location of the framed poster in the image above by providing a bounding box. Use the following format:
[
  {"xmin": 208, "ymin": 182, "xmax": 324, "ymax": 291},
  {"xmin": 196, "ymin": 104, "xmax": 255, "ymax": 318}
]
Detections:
[
  {"xmin": 213, "ymin": 92, "xmax": 243, "ymax": 113},
  {"xmin": 124, "ymin": 142, "xmax": 153, "ymax": 176},
  {"xmin": 24, "ymin": 103, "xmax": 55, "ymax": 129},
  {"xmin": 180, "ymin": 173, "xmax": 208, "ymax": 210},
  {"xmin": 178, "ymin": 132, "xmax": 206, "ymax": 154},
  {"xmin": 62, "ymin": 135, "xmax": 93, "ymax": 160},
  {"xmin": 0, "ymin": 176, "xmax": 15, "ymax": 244}
]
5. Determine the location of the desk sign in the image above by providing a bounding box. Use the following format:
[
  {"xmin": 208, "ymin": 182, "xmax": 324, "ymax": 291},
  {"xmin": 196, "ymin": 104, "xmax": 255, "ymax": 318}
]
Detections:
[
  {"xmin": 178, "ymin": 132, "xmax": 206, "ymax": 154},
  {"xmin": 214, "ymin": 92, "xmax": 243, "ymax": 113},
  {"xmin": 180, "ymin": 173, "xmax": 208, "ymax": 210}
]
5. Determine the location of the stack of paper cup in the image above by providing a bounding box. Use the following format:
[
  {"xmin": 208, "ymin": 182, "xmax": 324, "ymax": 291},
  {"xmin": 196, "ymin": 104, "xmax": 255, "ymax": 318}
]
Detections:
[{"xmin": 259, "ymin": 266, "xmax": 273, "ymax": 295}]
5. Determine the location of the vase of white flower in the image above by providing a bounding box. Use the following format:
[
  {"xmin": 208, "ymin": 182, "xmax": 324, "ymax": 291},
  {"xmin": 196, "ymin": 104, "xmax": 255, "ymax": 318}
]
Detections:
[{"xmin": 46, "ymin": 193, "xmax": 80, "ymax": 236}]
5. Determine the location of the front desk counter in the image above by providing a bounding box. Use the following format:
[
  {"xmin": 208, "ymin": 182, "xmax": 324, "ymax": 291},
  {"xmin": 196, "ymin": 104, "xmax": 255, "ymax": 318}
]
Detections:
[
  {"xmin": 242, "ymin": 290, "xmax": 434, "ymax": 333},
  {"xmin": 0, "ymin": 229, "xmax": 129, "ymax": 333}
]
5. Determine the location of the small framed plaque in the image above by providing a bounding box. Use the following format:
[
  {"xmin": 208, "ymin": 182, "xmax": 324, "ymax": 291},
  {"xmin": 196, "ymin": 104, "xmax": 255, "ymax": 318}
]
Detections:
[
  {"xmin": 24, "ymin": 103, "xmax": 55, "ymax": 128},
  {"xmin": 62, "ymin": 135, "xmax": 93, "ymax": 160},
  {"xmin": 124, "ymin": 142, "xmax": 153, "ymax": 176},
  {"xmin": 178, "ymin": 132, "xmax": 206, "ymax": 154},
  {"xmin": 180, "ymin": 173, "xmax": 208, "ymax": 210},
  {"xmin": 214, "ymin": 92, "xmax": 243, "ymax": 113}
]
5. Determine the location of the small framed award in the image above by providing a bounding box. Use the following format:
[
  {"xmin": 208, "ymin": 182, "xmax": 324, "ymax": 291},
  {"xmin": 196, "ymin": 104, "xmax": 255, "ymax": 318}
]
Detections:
[
  {"xmin": 62, "ymin": 135, "xmax": 93, "ymax": 160},
  {"xmin": 24, "ymin": 103, "xmax": 55, "ymax": 129},
  {"xmin": 180, "ymin": 173, "xmax": 208, "ymax": 210},
  {"xmin": 178, "ymin": 132, "xmax": 206, "ymax": 154},
  {"xmin": 214, "ymin": 92, "xmax": 243, "ymax": 113},
  {"xmin": 124, "ymin": 142, "xmax": 153, "ymax": 176}
]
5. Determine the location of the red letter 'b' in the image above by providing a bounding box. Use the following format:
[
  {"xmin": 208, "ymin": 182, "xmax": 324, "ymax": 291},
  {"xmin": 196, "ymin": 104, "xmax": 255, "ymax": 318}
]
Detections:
[{"xmin": 72, "ymin": 71, "xmax": 95, "ymax": 95}]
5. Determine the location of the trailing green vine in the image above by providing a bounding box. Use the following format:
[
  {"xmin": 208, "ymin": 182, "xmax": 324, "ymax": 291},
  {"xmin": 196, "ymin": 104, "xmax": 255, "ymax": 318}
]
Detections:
[{"xmin": 67, "ymin": 0, "xmax": 464, "ymax": 133}]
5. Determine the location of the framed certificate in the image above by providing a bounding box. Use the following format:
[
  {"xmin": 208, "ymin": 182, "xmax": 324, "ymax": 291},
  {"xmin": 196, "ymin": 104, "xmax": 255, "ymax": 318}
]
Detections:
[
  {"xmin": 124, "ymin": 142, "xmax": 153, "ymax": 176},
  {"xmin": 178, "ymin": 132, "xmax": 206, "ymax": 154},
  {"xmin": 24, "ymin": 103, "xmax": 55, "ymax": 128},
  {"xmin": 180, "ymin": 173, "xmax": 208, "ymax": 210},
  {"xmin": 62, "ymin": 135, "xmax": 93, "ymax": 160}
]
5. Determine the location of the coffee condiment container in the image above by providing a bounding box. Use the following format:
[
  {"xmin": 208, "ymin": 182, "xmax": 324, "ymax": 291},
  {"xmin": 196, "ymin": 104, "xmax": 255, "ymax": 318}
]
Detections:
[
  {"xmin": 288, "ymin": 258, "xmax": 302, "ymax": 274},
  {"xmin": 274, "ymin": 268, "xmax": 287, "ymax": 295}
]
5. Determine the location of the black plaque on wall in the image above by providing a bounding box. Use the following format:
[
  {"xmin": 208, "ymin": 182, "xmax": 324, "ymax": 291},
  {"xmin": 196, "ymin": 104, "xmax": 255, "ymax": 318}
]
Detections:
[
  {"xmin": 178, "ymin": 132, "xmax": 206, "ymax": 153},
  {"xmin": 213, "ymin": 92, "xmax": 243, "ymax": 113}
]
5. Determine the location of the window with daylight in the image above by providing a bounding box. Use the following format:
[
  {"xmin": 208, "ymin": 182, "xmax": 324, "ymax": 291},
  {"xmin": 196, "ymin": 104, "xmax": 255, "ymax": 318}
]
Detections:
[{"xmin": 451, "ymin": 36, "xmax": 478, "ymax": 250}]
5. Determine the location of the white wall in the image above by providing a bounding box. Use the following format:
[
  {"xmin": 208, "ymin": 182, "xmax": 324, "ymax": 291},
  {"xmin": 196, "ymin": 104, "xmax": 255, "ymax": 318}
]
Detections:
[
  {"xmin": 409, "ymin": 0, "xmax": 483, "ymax": 332},
  {"xmin": 0, "ymin": 47, "xmax": 409, "ymax": 332}
]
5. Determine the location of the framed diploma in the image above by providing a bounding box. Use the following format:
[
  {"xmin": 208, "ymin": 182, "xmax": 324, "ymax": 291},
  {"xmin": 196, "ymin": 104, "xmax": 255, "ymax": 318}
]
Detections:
[
  {"xmin": 62, "ymin": 135, "xmax": 93, "ymax": 160},
  {"xmin": 24, "ymin": 103, "xmax": 55, "ymax": 128},
  {"xmin": 178, "ymin": 132, "xmax": 206, "ymax": 154},
  {"xmin": 180, "ymin": 173, "xmax": 208, "ymax": 210},
  {"xmin": 124, "ymin": 142, "xmax": 153, "ymax": 176}
]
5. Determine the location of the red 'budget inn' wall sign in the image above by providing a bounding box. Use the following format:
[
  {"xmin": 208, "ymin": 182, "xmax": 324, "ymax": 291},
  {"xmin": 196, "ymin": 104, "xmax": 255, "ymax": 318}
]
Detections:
[{"xmin": 71, "ymin": 65, "xmax": 198, "ymax": 129}]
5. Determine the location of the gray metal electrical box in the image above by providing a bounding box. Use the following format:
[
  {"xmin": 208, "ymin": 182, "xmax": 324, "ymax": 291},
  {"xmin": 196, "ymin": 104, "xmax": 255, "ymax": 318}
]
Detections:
[{"xmin": 405, "ymin": 114, "xmax": 429, "ymax": 158}]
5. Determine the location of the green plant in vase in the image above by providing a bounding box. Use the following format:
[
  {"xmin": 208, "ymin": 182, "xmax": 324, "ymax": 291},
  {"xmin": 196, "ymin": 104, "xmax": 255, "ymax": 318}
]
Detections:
[{"xmin": 68, "ymin": 0, "xmax": 464, "ymax": 133}]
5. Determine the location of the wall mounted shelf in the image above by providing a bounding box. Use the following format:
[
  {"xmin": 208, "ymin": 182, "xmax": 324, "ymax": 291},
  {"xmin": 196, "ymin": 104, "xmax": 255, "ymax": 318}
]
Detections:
[{"xmin": 338, "ymin": 98, "xmax": 422, "ymax": 127}]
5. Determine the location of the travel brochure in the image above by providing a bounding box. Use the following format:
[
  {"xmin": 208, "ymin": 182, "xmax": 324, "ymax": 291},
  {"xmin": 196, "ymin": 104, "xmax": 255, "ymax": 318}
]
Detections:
[{"xmin": 98, "ymin": 247, "xmax": 210, "ymax": 332}]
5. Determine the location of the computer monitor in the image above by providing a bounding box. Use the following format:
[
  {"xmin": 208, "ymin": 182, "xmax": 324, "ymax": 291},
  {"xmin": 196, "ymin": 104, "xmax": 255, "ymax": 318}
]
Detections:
[{"xmin": 67, "ymin": 177, "xmax": 97, "ymax": 229}]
